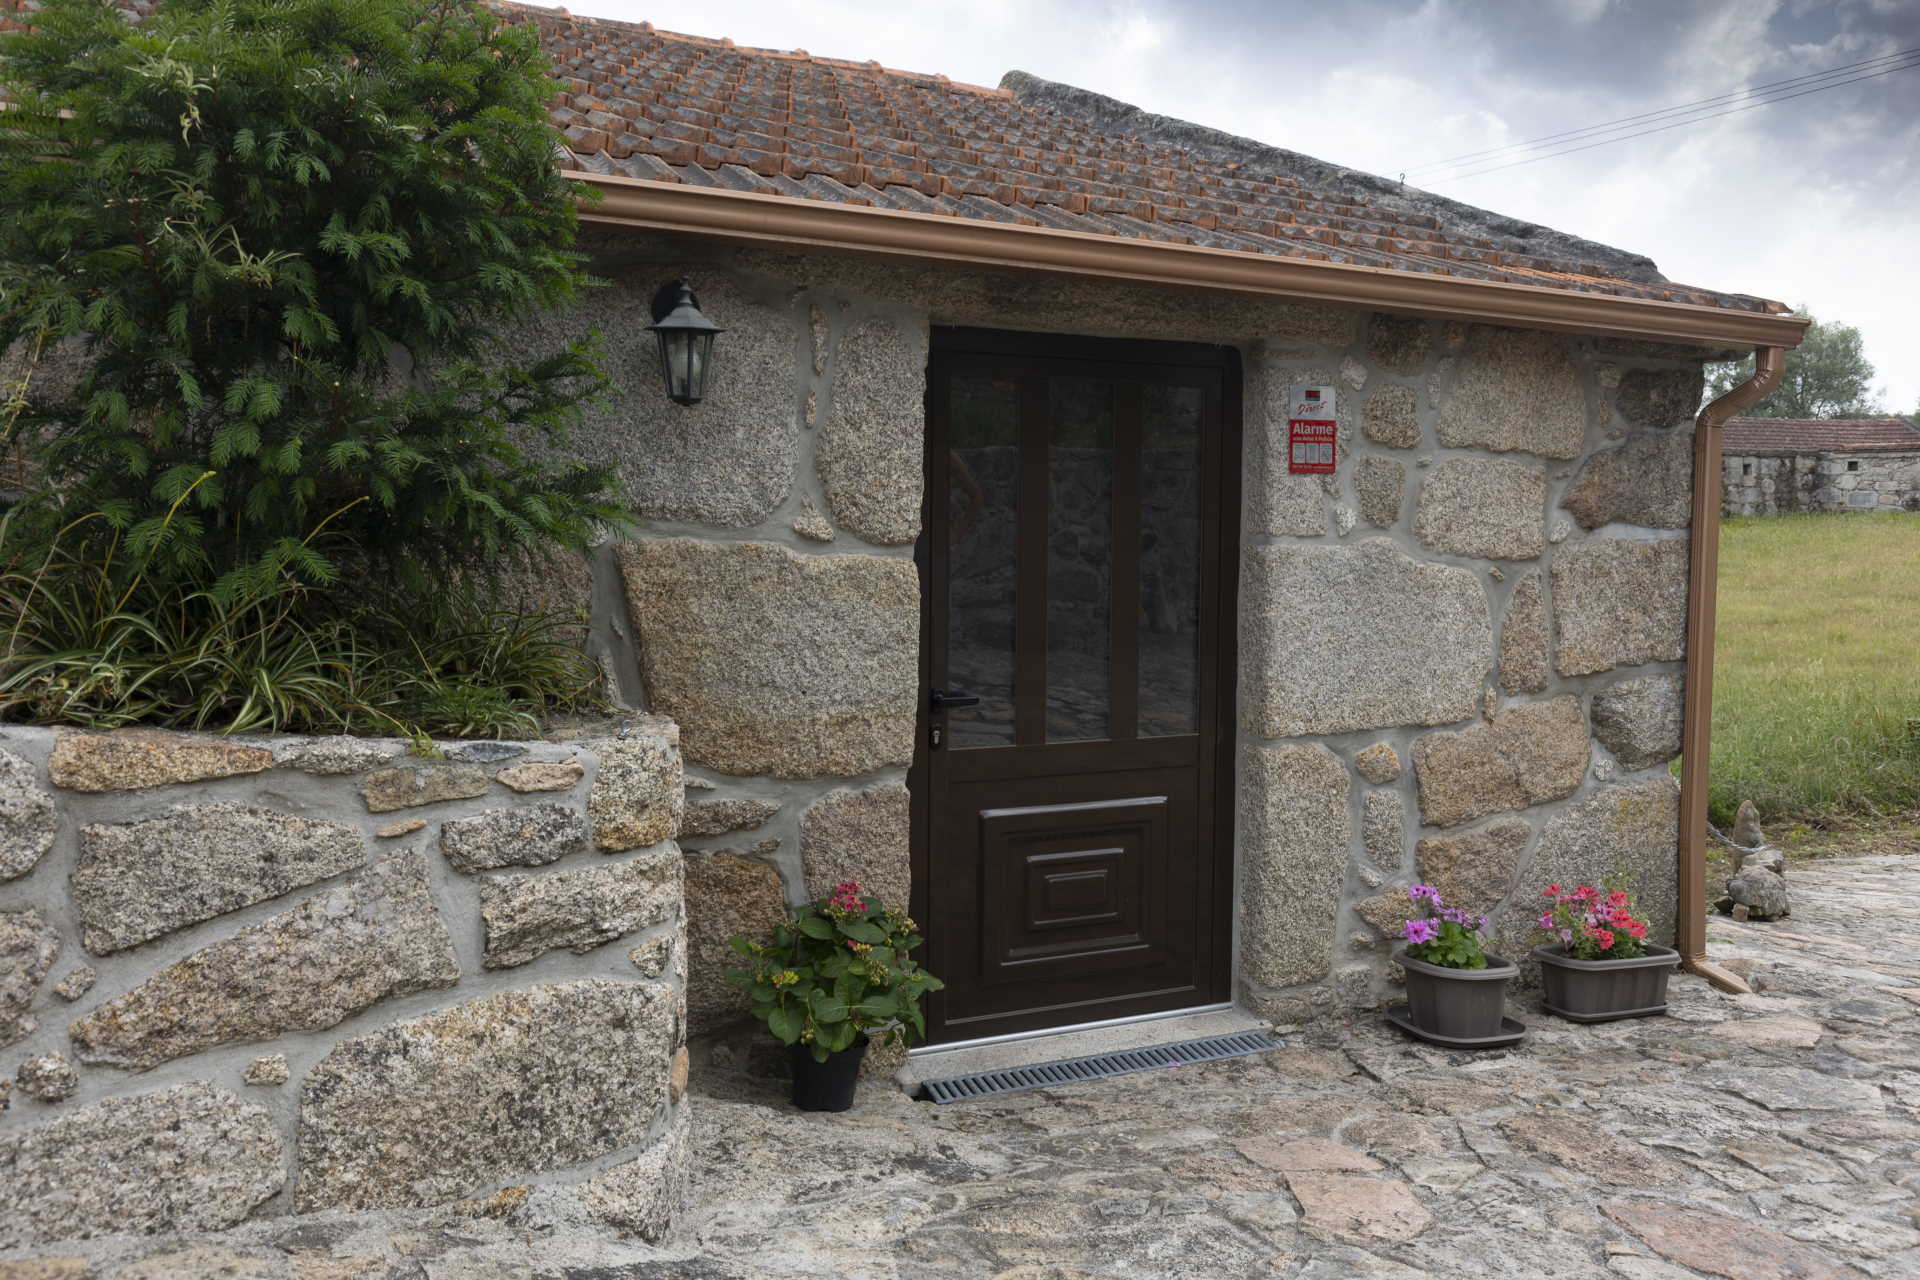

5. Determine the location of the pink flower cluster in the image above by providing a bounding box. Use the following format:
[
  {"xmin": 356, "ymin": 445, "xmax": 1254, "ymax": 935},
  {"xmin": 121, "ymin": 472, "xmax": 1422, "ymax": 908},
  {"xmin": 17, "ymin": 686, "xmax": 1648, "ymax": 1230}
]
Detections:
[
  {"xmin": 828, "ymin": 880, "xmax": 868, "ymax": 914},
  {"xmin": 1539, "ymin": 883, "xmax": 1648, "ymax": 956}
]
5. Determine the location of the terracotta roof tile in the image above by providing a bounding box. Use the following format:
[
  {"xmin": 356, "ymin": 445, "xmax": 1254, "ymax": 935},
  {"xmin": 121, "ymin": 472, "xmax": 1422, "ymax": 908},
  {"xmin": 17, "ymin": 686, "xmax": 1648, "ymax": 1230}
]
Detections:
[
  {"xmin": 1722, "ymin": 417, "xmax": 1920, "ymax": 455},
  {"xmin": 4, "ymin": 0, "xmax": 1781, "ymax": 314},
  {"xmin": 499, "ymin": 5, "xmax": 1779, "ymax": 313}
]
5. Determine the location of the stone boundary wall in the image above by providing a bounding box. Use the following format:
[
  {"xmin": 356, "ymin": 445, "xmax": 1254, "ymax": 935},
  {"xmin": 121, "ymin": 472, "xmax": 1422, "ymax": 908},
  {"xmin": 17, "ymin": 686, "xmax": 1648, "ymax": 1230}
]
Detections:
[
  {"xmin": 0, "ymin": 723, "xmax": 692, "ymax": 1250},
  {"xmin": 506, "ymin": 230, "xmax": 1708, "ymax": 1033},
  {"xmin": 1723, "ymin": 450, "xmax": 1920, "ymax": 516}
]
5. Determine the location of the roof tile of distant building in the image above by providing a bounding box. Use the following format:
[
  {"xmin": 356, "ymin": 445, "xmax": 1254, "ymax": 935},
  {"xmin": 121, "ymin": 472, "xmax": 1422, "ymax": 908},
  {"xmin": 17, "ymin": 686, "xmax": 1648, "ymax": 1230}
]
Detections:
[{"xmin": 1722, "ymin": 417, "xmax": 1920, "ymax": 455}]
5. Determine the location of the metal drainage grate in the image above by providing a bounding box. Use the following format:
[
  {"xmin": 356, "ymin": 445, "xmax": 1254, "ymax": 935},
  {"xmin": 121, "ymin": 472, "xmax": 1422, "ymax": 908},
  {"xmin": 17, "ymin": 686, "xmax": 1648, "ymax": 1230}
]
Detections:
[{"xmin": 917, "ymin": 1029, "xmax": 1284, "ymax": 1104}]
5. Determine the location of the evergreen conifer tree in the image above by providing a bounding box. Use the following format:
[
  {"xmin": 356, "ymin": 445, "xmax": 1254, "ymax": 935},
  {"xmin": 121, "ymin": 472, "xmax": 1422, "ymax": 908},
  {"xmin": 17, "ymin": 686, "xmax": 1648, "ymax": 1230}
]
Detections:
[{"xmin": 0, "ymin": 0, "xmax": 622, "ymax": 591}]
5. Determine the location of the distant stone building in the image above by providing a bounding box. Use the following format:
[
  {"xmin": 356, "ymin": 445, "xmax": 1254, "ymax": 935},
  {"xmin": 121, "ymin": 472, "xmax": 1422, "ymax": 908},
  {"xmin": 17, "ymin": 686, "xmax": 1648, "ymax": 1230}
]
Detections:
[{"xmin": 1722, "ymin": 416, "xmax": 1920, "ymax": 515}]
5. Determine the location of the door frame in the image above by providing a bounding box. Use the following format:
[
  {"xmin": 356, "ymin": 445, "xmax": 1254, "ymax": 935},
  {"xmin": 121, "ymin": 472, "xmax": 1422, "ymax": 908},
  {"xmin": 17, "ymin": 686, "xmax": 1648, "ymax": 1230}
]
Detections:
[{"xmin": 909, "ymin": 325, "xmax": 1244, "ymax": 1043}]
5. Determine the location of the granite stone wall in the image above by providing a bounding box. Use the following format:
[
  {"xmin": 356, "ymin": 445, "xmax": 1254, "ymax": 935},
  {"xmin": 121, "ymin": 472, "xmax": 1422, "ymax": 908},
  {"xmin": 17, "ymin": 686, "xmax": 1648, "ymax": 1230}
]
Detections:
[
  {"xmin": 1723, "ymin": 450, "xmax": 1920, "ymax": 515},
  {"xmin": 507, "ymin": 231, "xmax": 1707, "ymax": 1030},
  {"xmin": 509, "ymin": 230, "xmax": 925, "ymax": 1041},
  {"xmin": 1233, "ymin": 321, "xmax": 1701, "ymax": 1020},
  {"xmin": 0, "ymin": 723, "xmax": 692, "ymax": 1249}
]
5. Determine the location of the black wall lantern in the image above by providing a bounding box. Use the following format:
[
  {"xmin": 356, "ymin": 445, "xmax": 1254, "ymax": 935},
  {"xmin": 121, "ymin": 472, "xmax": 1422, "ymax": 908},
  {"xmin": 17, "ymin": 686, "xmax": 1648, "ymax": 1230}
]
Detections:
[{"xmin": 648, "ymin": 278, "xmax": 724, "ymax": 406}]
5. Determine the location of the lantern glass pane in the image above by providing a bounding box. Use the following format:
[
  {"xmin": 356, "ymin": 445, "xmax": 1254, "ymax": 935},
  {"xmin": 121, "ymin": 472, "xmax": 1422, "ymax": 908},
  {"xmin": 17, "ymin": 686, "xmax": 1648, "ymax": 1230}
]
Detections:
[
  {"xmin": 688, "ymin": 332, "xmax": 713, "ymax": 400},
  {"xmin": 653, "ymin": 329, "xmax": 677, "ymax": 399}
]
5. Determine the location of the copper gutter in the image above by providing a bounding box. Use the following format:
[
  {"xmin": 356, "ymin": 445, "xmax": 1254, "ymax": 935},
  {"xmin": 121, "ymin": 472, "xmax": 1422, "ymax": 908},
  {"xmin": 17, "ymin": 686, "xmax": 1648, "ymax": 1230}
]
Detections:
[
  {"xmin": 1677, "ymin": 347, "xmax": 1786, "ymax": 995},
  {"xmin": 568, "ymin": 172, "xmax": 1808, "ymax": 350}
]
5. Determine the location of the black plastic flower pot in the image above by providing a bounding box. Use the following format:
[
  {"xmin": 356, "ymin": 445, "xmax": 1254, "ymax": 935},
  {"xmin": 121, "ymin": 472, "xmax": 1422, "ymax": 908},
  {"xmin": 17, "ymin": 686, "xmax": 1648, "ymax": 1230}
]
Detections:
[
  {"xmin": 1533, "ymin": 943, "xmax": 1681, "ymax": 1022},
  {"xmin": 1393, "ymin": 949, "xmax": 1518, "ymax": 1042},
  {"xmin": 790, "ymin": 1038, "xmax": 869, "ymax": 1112}
]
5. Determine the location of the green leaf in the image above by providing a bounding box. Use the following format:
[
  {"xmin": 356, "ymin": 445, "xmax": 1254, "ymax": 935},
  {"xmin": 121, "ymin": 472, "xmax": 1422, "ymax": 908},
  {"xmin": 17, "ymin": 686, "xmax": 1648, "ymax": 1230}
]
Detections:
[
  {"xmin": 796, "ymin": 914, "xmax": 836, "ymax": 941},
  {"xmin": 808, "ymin": 991, "xmax": 849, "ymax": 1024},
  {"xmin": 843, "ymin": 920, "xmax": 885, "ymax": 945},
  {"xmin": 766, "ymin": 1005, "xmax": 804, "ymax": 1045},
  {"xmin": 852, "ymin": 995, "xmax": 899, "ymax": 1020}
]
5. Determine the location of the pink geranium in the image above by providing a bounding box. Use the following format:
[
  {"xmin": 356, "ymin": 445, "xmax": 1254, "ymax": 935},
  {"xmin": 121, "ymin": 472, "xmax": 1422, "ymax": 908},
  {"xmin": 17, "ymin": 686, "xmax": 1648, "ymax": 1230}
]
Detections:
[
  {"xmin": 1398, "ymin": 885, "xmax": 1491, "ymax": 970},
  {"xmin": 1535, "ymin": 876, "xmax": 1655, "ymax": 961}
]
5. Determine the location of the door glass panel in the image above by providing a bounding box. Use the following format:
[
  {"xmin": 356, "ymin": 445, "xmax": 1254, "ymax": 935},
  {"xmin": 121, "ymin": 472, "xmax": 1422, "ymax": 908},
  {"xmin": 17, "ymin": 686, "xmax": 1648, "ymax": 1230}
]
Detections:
[
  {"xmin": 946, "ymin": 375, "xmax": 1020, "ymax": 747},
  {"xmin": 1139, "ymin": 382, "xmax": 1203, "ymax": 736},
  {"xmin": 1047, "ymin": 377, "xmax": 1113, "ymax": 742}
]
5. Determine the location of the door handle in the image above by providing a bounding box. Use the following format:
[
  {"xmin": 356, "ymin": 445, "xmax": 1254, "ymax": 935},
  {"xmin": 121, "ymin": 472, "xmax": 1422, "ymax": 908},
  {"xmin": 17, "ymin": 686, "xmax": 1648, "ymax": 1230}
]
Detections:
[{"xmin": 930, "ymin": 689, "xmax": 980, "ymax": 712}]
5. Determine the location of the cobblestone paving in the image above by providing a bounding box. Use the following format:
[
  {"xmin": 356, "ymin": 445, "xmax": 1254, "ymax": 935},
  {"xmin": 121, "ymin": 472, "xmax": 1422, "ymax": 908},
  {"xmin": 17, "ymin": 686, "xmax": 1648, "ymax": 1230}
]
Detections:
[{"xmin": 6, "ymin": 854, "xmax": 1917, "ymax": 1279}]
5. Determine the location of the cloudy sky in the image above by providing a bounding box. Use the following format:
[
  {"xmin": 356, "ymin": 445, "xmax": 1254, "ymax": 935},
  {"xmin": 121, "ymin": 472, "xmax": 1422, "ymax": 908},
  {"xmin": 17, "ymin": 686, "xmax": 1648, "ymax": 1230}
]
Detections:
[{"xmin": 587, "ymin": 0, "xmax": 1919, "ymax": 412}]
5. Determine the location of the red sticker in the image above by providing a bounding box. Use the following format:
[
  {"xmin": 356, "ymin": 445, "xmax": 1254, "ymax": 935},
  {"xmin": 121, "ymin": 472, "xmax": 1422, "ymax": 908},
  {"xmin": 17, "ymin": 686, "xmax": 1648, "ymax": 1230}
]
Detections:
[{"xmin": 1288, "ymin": 418, "xmax": 1336, "ymax": 474}]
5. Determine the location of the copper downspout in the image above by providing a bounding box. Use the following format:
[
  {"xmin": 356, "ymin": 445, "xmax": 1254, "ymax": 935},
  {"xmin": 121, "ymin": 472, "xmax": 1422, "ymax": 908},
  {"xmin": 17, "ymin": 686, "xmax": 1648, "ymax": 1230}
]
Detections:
[{"xmin": 1677, "ymin": 346, "xmax": 1786, "ymax": 995}]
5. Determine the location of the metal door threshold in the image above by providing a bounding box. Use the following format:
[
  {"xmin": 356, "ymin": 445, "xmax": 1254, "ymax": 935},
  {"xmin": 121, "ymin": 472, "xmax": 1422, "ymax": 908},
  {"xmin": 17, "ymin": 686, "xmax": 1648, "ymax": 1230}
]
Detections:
[
  {"xmin": 917, "ymin": 1028, "xmax": 1284, "ymax": 1103},
  {"xmin": 909, "ymin": 1002, "xmax": 1237, "ymax": 1057}
]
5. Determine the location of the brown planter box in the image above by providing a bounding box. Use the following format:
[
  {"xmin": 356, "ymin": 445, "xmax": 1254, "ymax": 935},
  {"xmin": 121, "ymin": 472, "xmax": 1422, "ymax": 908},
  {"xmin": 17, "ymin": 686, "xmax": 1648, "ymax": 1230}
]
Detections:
[
  {"xmin": 1533, "ymin": 943, "xmax": 1680, "ymax": 1022},
  {"xmin": 1392, "ymin": 948, "xmax": 1519, "ymax": 1042}
]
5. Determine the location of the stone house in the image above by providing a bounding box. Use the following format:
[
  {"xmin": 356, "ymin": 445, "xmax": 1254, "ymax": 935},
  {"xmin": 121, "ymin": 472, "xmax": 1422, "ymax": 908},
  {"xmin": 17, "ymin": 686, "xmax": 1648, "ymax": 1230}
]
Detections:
[
  {"xmin": 0, "ymin": 4, "xmax": 1813, "ymax": 1250},
  {"xmin": 1721, "ymin": 415, "xmax": 1920, "ymax": 515},
  {"xmin": 514, "ymin": 9, "xmax": 1803, "ymax": 1040}
]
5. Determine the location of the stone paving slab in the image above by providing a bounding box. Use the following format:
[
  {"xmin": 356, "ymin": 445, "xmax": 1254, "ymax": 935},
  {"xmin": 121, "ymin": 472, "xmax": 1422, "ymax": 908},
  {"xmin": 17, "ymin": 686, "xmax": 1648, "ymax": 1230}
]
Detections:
[{"xmin": 4, "ymin": 854, "xmax": 1917, "ymax": 1278}]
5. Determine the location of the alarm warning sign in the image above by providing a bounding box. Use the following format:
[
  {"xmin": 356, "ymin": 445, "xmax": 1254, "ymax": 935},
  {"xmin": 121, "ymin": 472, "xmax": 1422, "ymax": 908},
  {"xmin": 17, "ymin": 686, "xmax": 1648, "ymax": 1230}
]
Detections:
[{"xmin": 1287, "ymin": 384, "xmax": 1337, "ymax": 475}]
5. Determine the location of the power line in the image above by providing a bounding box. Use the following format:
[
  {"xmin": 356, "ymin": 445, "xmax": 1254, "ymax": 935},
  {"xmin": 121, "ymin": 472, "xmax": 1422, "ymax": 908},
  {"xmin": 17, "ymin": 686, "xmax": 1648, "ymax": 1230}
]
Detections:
[
  {"xmin": 1404, "ymin": 45, "xmax": 1920, "ymax": 177},
  {"xmin": 1424, "ymin": 55, "xmax": 1920, "ymax": 184}
]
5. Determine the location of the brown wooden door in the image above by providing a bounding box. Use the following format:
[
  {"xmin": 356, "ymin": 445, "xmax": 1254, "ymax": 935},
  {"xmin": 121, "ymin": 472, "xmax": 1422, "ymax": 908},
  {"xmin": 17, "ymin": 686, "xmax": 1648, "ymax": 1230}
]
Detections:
[{"xmin": 913, "ymin": 329, "xmax": 1240, "ymax": 1045}]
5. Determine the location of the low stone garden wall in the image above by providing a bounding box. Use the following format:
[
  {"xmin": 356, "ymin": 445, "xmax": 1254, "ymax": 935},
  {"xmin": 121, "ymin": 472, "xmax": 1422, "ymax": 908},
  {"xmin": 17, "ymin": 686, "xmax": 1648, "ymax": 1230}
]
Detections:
[{"xmin": 0, "ymin": 722, "xmax": 692, "ymax": 1250}]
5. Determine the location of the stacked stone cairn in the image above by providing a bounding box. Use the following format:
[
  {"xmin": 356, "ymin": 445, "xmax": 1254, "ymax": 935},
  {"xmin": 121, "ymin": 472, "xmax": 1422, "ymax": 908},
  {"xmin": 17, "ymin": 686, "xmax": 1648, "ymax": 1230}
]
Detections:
[
  {"xmin": 0, "ymin": 723, "xmax": 694, "ymax": 1251},
  {"xmin": 1719, "ymin": 799, "xmax": 1790, "ymax": 921}
]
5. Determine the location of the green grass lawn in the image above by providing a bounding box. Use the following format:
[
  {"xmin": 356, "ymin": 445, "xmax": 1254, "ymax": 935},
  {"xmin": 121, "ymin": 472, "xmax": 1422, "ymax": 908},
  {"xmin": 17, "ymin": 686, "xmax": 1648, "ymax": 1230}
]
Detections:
[{"xmin": 1707, "ymin": 511, "xmax": 1920, "ymax": 826}]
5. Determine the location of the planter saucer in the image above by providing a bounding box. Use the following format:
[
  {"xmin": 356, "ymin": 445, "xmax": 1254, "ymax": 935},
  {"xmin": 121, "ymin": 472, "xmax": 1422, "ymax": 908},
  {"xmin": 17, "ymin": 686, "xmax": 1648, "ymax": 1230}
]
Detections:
[
  {"xmin": 1384, "ymin": 1004, "xmax": 1526, "ymax": 1049},
  {"xmin": 1542, "ymin": 1001, "xmax": 1668, "ymax": 1024}
]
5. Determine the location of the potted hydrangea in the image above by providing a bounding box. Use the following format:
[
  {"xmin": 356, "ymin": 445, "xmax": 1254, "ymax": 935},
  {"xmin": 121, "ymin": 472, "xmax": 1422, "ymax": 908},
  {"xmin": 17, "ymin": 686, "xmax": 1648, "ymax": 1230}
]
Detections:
[
  {"xmin": 725, "ymin": 881, "xmax": 944, "ymax": 1112},
  {"xmin": 1532, "ymin": 877, "xmax": 1680, "ymax": 1022},
  {"xmin": 1388, "ymin": 885, "xmax": 1522, "ymax": 1047}
]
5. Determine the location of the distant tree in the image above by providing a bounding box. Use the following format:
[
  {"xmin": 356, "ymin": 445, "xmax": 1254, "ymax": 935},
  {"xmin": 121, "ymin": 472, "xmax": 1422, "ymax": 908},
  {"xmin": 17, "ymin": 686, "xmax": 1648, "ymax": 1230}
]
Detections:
[{"xmin": 1705, "ymin": 309, "xmax": 1883, "ymax": 419}]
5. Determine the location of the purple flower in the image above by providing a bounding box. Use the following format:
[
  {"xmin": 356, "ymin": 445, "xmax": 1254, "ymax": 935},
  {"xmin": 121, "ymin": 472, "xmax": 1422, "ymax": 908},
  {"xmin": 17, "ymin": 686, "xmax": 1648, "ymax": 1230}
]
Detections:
[
  {"xmin": 1407, "ymin": 885, "xmax": 1440, "ymax": 904},
  {"xmin": 1403, "ymin": 918, "xmax": 1440, "ymax": 944}
]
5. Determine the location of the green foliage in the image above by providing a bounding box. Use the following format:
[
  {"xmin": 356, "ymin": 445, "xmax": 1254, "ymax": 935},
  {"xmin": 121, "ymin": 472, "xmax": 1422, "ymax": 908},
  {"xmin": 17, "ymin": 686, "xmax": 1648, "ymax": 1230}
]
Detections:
[
  {"xmin": 0, "ymin": 507, "xmax": 601, "ymax": 735},
  {"xmin": 724, "ymin": 882, "xmax": 945, "ymax": 1064},
  {"xmin": 1705, "ymin": 308, "xmax": 1883, "ymax": 419},
  {"xmin": 1703, "ymin": 512, "xmax": 1920, "ymax": 825},
  {"xmin": 0, "ymin": 0, "xmax": 623, "ymax": 590},
  {"xmin": 1406, "ymin": 918, "xmax": 1487, "ymax": 970},
  {"xmin": 1399, "ymin": 886, "xmax": 1490, "ymax": 970}
]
